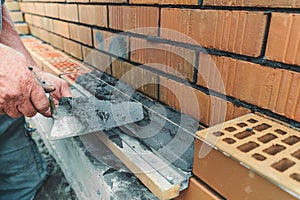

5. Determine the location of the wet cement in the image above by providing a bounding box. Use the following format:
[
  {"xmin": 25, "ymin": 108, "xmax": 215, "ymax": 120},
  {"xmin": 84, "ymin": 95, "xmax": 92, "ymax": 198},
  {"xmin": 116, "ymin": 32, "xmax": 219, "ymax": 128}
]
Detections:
[{"xmin": 75, "ymin": 71, "xmax": 200, "ymax": 172}]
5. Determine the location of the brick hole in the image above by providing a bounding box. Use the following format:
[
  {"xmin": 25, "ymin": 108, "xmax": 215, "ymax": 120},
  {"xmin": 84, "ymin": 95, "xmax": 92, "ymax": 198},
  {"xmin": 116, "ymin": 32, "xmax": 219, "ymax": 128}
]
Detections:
[
  {"xmin": 234, "ymin": 130, "xmax": 254, "ymax": 140},
  {"xmin": 247, "ymin": 119, "xmax": 258, "ymax": 124},
  {"xmin": 237, "ymin": 141, "xmax": 259, "ymax": 153},
  {"xmin": 274, "ymin": 129, "xmax": 287, "ymax": 135},
  {"xmin": 212, "ymin": 131, "xmax": 224, "ymax": 137},
  {"xmin": 258, "ymin": 133, "xmax": 278, "ymax": 144},
  {"xmin": 291, "ymin": 150, "xmax": 300, "ymax": 160},
  {"xmin": 223, "ymin": 138, "xmax": 236, "ymax": 144},
  {"xmin": 237, "ymin": 122, "xmax": 248, "ymax": 128},
  {"xmin": 290, "ymin": 173, "xmax": 300, "ymax": 182},
  {"xmin": 282, "ymin": 136, "xmax": 300, "ymax": 146},
  {"xmin": 252, "ymin": 153, "xmax": 266, "ymax": 161},
  {"xmin": 225, "ymin": 127, "xmax": 237, "ymax": 132},
  {"xmin": 271, "ymin": 158, "xmax": 295, "ymax": 172},
  {"xmin": 253, "ymin": 123, "xmax": 272, "ymax": 131},
  {"xmin": 263, "ymin": 144, "xmax": 286, "ymax": 156}
]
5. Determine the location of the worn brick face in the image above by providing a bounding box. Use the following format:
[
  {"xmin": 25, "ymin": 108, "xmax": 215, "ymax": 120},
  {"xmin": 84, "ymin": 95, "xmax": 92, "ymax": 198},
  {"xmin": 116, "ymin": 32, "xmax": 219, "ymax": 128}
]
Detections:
[
  {"xmin": 78, "ymin": 5, "xmax": 107, "ymax": 27},
  {"xmin": 69, "ymin": 24, "xmax": 93, "ymax": 46},
  {"xmin": 109, "ymin": 6, "xmax": 159, "ymax": 36},
  {"xmin": 130, "ymin": 37, "xmax": 196, "ymax": 81},
  {"xmin": 161, "ymin": 9, "xmax": 267, "ymax": 57},
  {"xmin": 266, "ymin": 13, "xmax": 300, "ymax": 66}
]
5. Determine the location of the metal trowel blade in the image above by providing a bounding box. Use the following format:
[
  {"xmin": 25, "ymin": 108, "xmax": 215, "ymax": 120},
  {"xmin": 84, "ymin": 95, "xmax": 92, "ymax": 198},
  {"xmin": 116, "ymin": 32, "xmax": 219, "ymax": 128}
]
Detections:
[{"xmin": 49, "ymin": 97, "xmax": 144, "ymax": 140}]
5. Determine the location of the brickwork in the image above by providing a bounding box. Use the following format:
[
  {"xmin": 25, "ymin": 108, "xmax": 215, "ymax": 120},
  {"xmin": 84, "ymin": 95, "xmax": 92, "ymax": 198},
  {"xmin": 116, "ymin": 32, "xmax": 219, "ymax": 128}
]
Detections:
[{"xmin": 19, "ymin": 0, "xmax": 300, "ymax": 127}]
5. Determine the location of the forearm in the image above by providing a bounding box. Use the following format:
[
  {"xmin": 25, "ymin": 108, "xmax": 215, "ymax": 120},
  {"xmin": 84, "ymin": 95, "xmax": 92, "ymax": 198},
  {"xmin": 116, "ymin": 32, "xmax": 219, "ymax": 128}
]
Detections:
[{"xmin": 0, "ymin": 4, "xmax": 41, "ymax": 72}]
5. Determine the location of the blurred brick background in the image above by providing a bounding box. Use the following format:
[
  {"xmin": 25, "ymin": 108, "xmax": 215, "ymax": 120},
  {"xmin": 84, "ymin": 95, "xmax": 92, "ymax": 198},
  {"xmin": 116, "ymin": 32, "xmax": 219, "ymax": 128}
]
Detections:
[{"xmin": 17, "ymin": 0, "xmax": 300, "ymax": 127}]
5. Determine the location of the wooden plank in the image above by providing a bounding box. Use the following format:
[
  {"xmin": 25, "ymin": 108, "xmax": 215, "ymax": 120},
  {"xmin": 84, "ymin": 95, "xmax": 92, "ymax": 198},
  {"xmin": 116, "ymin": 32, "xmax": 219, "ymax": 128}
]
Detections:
[{"xmin": 95, "ymin": 131, "xmax": 180, "ymax": 200}]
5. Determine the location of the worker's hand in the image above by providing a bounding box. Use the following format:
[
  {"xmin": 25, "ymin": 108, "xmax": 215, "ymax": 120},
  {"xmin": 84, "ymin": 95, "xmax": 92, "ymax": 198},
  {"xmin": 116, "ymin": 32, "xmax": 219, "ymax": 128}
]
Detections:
[
  {"xmin": 0, "ymin": 45, "xmax": 51, "ymax": 118},
  {"xmin": 37, "ymin": 72, "xmax": 72, "ymax": 105}
]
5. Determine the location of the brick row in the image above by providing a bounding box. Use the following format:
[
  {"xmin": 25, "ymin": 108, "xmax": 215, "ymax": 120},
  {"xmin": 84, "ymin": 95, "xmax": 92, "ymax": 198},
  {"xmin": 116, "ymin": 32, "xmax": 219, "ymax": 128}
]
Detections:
[
  {"xmin": 130, "ymin": 0, "xmax": 198, "ymax": 5},
  {"xmin": 197, "ymin": 54, "xmax": 300, "ymax": 122},
  {"xmin": 130, "ymin": 37, "xmax": 196, "ymax": 81},
  {"xmin": 203, "ymin": 0, "xmax": 300, "ymax": 7},
  {"xmin": 160, "ymin": 8, "xmax": 267, "ymax": 57}
]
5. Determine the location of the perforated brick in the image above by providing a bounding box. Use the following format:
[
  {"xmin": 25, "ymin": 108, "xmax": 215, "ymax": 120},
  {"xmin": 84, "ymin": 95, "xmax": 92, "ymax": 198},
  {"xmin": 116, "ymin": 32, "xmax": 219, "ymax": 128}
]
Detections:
[{"xmin": 194, "ymin": 113, "xmax": 300, "ymax": 199}]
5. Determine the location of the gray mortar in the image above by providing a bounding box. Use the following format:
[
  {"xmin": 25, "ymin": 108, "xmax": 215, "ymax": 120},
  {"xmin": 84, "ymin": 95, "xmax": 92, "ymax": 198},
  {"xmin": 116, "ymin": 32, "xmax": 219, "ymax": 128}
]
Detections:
[{"xmin": 75, "ymin": 71, "xmax": 200, "ymax": 172}]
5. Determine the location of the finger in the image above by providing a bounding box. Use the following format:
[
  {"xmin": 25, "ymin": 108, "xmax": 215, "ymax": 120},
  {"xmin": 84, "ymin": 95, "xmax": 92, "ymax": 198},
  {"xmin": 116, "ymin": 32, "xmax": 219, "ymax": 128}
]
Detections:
[
  {"xmin": 60, "ymin": 81, "xmax": 72, "ymax": 97},
  {"xmin": 17, "ymin": 99, "xmax": 38, "ymax": 117},
  {"xmin": 42, "ymin": 84, "xmax": 56, "ymax": 93},
  {"xmin": 30, "ymin": 82, "xmax": 51, "ymax": 117},
  {"xmin": 4, "ymin": 106, "xmax": 22, "ymax": 118}
]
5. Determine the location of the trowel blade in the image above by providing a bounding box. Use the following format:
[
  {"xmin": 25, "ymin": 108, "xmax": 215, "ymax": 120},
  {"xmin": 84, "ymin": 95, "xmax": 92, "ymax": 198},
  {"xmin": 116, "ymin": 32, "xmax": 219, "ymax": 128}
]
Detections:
[{"xmin": 49, "ymin": 97, "xmax": 144, "ymax": 140}]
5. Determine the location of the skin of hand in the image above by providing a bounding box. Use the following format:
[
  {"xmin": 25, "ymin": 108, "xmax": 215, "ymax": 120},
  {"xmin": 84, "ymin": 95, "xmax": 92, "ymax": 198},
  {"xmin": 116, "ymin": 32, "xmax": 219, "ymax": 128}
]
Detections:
[
  {"xmin": 37, "ymin": 72, "xmax": 72, "ymax": 106},
  {"xmin": 0, "ymin": 44, "xmax": 52, "ymax": 118}
]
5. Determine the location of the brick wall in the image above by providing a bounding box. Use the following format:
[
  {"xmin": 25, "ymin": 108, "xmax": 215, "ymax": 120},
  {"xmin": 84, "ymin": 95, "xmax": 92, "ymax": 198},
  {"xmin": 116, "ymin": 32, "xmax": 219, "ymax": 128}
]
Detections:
[{"xmin": 19, "ymin": 0, "xmax": 300, "ymax": 127}]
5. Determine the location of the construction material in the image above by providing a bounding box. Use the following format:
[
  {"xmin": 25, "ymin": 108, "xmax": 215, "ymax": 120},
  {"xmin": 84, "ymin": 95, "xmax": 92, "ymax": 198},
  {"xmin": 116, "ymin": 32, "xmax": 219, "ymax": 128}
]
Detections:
[{"xmin": 194, "ymin": 113, "xmax": 300, "ymax": 200}]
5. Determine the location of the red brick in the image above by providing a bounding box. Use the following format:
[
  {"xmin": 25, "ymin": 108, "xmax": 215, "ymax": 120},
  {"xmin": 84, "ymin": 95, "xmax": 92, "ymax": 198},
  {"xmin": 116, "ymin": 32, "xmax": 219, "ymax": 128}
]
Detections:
[
  {"xmin": 109, "ymin": 6, "xmax": 159, "ymax": 36},
  {"xmin": 112, "ymin": 60, "xmax": 159, "ymax": 99},
  {"xmin": 175, "ymin": 177, "xmax": 220, "ymax": 200},
  {"xmin": 31, "ymin": 15, "xmax": 43, "ymax": 28},
  {"xmin": 161, "ymin": 9, "xmax": 267, "ymax": 57},
  {"xmin": 24, "ymin": 14, "xmax": 33, "ymax": 24},
  {"xmin": 39, "ymin": 29, "xmax": 50, "ymax": 43},
  {"xmin": 93, "ymin": 29, "xmax": 129, "ymax": 59},
  {"xmin": 63, "ymin": 39, "xmax": 82, "ymax": 60},
  {"xmin": 67, "ymin": 0, "xmax": 89, "ymax": 3},
  {"xmin": 69, "ymin": 24, "xmax": 92, "ymax": 46},
  {"xmin": 53, "ymin": 20, "xmax": 69, "ymax": 38},
  {"xmin": 58, "ymin": 4, "xmax": 78, "ymax": 22},
  {"xmin": 203, "ymin": 0, "xmax": 300, "ymax": 7},
  {"xmin": 130, "ymin": 0, "xmax": 198, "ymax": 5},
  {"xmin": 41, "ymin": 18, "xmax": 54, "ymax": 32},
  {"xmin": 7, "ymin": 1, "xmax": 20, "ymax": 11},
  {"xmin": 266, "ymin": 13, "xmax": 300, "ymax": 65},
  {"xmin": 82, "ymin": 46, "xmax": 111, "ymax": 73},
  {"xmin": 197, "ymin": 53, "xmax": 300, "ymax": 122},
  {"xmin": 44, "ymin": 3, "xmax": 59, "ymax": 18},
  {"xmin": 78, "ymin": 5, "xmax": 107, "ymax": 27},
  {"xmin": 49, "ymin": 33, "xmax": 64, "ymax": 50},
  {"xmin": 130, "ymin": 37, "xmax": 196, "ymax": 81}
]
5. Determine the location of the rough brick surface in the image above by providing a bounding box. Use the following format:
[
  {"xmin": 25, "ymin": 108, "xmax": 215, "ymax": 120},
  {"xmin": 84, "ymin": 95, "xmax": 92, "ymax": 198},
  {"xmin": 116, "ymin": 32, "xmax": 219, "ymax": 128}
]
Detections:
[
  {"xmin": 69, "ymin": 24, "xmax": 93, "ymax": 46},
  {"xmin": 266, "ymin": 13, "xmax": 300, "ymax": 66},
  {"xmin": 63, "ymin": 38, "xmax": 82, "ymax": 60},
  {"xmin": 49, "ymin": 33, "xmax": 64, "ymax": 50},
  {"xmin": 197, "ymin": 53, "xmax": 300, "ymax": 122},
  {"xmin": 93, "ymin": 29, "xmax": 129, "ymax": 59},
  {"xmin": 53, "ymin": 20, "xmax": 69, "ymax": 38},
  {"xmin": 161, "ymin": 9, "xmax": 267, "ymax": 57},
  {"xmin": 78, "ymin": 5, "xmax": 107, "ymax": 27},
  {"xmin": 58, "ymin": 4, "xmax": 78, "ymax": 22},
  {"xmin": 130, "ymin": 0, "xmax": 198, "ymax": 5},
  {"xmin": 203, "ymin": 0, "xmax": 300, "ymax": 7},
  {"xmin": 160, "ymin": 77, "xmax": 249, "ymax": 125},
  {"xmin": 33, "ymin": 3, "xmax": 45, "ymax": 16},
  {"xmin": 130, "ymin": 37, "xmax": 196, "ymax": 81},
  {"xmin": 109, "ymin": 6, "xmax": 159, "ymax": 36}
]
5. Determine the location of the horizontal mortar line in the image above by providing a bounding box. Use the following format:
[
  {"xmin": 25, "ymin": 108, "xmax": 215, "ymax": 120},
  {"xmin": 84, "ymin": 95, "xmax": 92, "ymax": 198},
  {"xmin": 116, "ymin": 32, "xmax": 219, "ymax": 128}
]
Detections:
[
  {"xmin": 29, "ymin": 33, "xmax": 300, "ymax": 129},
  {"xmin": 27, "ymin": 15, "xmax": 300, "ymax": 75},
  {"xmin": 21, "ymin": 1, "xmax": 300, "ymax": 13}
]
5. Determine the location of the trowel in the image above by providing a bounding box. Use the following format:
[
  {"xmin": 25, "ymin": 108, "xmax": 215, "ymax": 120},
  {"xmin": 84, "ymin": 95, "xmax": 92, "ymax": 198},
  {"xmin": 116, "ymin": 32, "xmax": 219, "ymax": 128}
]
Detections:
[{"xmin": 49, "ymin": 96, "xmax": 144, "ymax": 140}]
